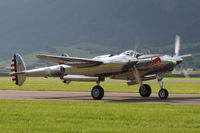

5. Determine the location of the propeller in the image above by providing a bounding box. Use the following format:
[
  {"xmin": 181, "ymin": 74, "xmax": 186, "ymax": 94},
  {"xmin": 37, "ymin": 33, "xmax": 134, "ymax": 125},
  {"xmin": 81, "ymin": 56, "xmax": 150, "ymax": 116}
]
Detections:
[
  {"xmin": 173, "ymin": 35, "xmax": 191, "ymax": 78},
  {"xmin": 133, "ymin": 40, "xmax": 140, "ymax": 57},
  {"xmin": 182, "ymin": 69, "xmax": 190, "ymax": 79},
  {"xmin": 132, "ymin": 66, "xmax": 142, "ymax": 86}
]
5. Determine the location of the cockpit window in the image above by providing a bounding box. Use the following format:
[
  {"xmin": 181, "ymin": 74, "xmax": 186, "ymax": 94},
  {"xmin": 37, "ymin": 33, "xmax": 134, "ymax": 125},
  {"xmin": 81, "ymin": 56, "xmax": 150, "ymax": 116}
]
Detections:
[
  {"xmin": 121, "ymin": 50, "xmax": 142, "ymax": 57},
  {"xmin": 122, "ymin": 50, "xmax": 134, "ymax": 56},
  {"xmin": 109, "ymin": 54, "xmax": 114, "ymax": 57}
]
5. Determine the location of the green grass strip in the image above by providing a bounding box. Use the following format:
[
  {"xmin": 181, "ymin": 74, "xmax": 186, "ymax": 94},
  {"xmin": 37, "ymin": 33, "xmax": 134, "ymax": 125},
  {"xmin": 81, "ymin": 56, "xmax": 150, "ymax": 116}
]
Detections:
[{"xmin": 0, "ymin": 100, "xmax": 200, "ymax": 133}]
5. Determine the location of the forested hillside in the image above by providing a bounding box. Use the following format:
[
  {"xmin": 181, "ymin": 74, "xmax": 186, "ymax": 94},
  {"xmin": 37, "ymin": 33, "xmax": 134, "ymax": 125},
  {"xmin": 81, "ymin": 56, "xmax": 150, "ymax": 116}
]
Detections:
[{"xmin": 0, "ymin": 0, "xmax": 200, "ymax": 69}]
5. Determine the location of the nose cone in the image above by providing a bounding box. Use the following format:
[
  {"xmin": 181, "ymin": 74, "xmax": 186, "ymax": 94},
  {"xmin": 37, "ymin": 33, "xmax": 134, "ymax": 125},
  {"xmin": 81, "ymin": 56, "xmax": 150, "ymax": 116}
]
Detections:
[
  {"xmin": 176, "ymin": 60, "xmax": 182, "ymax": 65},
  {"xmin": 173, "ymin": 56, "xmax": 183, "ymax": 66}
]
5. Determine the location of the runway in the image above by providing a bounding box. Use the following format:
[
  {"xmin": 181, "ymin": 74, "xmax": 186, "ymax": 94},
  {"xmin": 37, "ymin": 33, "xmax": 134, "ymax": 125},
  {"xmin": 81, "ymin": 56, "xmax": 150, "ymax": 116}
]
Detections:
[
  {"xmin": 1, "ymin": 90, "xmax": 200, "ymax": 105},
  {"xmin": 1, "ymin": 78, "xmax": 200, "ymax": 83}
]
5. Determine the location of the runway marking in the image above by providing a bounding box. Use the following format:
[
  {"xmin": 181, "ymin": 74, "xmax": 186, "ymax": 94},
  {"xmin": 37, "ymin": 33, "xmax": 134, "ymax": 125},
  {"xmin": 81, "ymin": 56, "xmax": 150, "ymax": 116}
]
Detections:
[{"xmin": 0, "ymin": 90, "xmax": 200, "ymax": 105}]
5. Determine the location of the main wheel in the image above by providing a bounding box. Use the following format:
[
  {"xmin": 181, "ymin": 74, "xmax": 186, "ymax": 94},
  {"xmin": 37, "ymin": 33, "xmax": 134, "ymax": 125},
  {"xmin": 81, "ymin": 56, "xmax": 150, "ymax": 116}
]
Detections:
[
  {"xmin": 91, "ymin": 85, "xmax": 104, "ymax": 100},
  {"xmin": 158, "ymin": 88, "xmax": 168, "ymax": 99},
  {"xmin": 139, "ymin": 84, "xmax": 151, "ymax": 97}
]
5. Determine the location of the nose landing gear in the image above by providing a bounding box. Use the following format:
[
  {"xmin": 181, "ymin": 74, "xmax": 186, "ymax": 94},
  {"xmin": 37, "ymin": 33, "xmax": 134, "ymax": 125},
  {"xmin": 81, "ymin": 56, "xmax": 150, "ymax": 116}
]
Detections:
[
  {"xmin": 158, "ymin": 89, "xmax": 168, "ymax": 99},
  {"xmin": 157, "ymin": 75, "xmax": 168, "ymax": 99}
]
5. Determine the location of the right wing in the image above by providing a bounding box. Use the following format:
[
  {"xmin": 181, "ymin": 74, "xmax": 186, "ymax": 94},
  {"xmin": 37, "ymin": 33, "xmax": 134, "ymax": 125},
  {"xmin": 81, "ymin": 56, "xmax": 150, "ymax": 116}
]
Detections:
[
  {"xmin": 36, "ymin": 54, "xmax": 103, "ymax": 68},
  {"xmin": 138, "ymin": 54, "xmax": 161, "ymax": 59}
]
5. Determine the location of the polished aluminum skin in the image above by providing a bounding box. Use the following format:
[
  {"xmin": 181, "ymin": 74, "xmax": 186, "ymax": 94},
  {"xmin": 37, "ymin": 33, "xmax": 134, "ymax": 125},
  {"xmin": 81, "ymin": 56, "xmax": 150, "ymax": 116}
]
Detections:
[{"xmin": 10, "ymin": 35, "xmax": 189, "ymax": 87}]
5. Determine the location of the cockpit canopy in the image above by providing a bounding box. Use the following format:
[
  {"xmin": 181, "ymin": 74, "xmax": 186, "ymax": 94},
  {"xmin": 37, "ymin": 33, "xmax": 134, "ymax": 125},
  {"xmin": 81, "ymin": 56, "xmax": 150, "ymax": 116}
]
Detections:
[{"xmin": 120, "ymin": 50, "xmax": 142, "ymax": 58}]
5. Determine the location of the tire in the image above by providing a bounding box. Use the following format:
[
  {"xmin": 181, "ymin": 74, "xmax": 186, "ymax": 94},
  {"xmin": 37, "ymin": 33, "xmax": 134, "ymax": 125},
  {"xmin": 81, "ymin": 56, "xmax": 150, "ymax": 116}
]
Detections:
[
  {"xmin": 91, "ymin": 85, "xmax": 104, "ymax": 100},
  {"xmin": 158, "ymin": 88, "xmax": 168, "ymax": 99},
  {"xmin": 139, "ymin": 84, "xmax": 151, "ymax": 97}
]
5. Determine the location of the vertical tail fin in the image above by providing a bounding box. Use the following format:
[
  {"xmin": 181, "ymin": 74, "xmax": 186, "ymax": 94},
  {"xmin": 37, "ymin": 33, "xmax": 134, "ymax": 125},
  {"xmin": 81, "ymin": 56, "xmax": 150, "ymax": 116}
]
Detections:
[{"xmin": 10, "ymin": 53, "xmax": 26, "ymax": 86}]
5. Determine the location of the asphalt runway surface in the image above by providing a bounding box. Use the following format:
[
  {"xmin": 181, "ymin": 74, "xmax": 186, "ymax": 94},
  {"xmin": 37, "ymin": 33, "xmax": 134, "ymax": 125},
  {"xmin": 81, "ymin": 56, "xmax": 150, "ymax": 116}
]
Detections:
[
  {"xmin": 1, "ymin": 78, "xmax": 200, "ymax": 83},
  {"xmin": 1, "ymin": 90, "xmax": 200, "ymax": 105}
]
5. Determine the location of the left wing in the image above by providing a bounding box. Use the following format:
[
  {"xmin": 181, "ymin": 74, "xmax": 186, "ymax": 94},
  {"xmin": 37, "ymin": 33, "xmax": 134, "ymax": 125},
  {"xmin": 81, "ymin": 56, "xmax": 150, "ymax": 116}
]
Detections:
[{"xmin": 36, "ymin": 54, "xmax": 103, "ymax": 68}]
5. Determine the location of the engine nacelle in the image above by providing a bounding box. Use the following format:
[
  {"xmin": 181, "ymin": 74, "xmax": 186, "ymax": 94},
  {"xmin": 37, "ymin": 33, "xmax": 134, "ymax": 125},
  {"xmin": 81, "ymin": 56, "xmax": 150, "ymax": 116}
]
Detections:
[{"xmin": 45, "ymin": 66, "xmax": 65, "ymax": 77}]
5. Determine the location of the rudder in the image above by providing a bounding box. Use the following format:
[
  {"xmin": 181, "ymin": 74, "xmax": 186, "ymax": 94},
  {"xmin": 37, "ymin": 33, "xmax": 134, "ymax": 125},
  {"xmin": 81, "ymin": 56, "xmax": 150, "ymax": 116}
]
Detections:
[{"xmin": 10, "ymin": 53, "xmax": 26, "ymax": 86}]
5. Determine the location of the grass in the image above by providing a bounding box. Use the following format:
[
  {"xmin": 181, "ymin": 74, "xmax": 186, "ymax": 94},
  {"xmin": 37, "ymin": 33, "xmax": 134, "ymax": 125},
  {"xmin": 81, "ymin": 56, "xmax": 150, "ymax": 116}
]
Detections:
[
  {"xmin": 0, "ymin": 77, "xmax": 200, "ymax": 94},
  {"xmin": 0, "ymin": 100, "xmax": 200, "ymax": 133}
]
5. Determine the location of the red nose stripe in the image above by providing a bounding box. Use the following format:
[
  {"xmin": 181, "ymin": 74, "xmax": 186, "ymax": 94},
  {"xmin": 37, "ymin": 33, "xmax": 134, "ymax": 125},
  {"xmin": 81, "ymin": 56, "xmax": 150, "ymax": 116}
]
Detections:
[
  {"xmin": 12, "ymin": 58, "xmax": 14, "ymax": 62},
  {"xmin": 11, "ymin": 69, "xmax": 15, "ymax": 72},
  {"xmin": 12, "ymin": 78, "xmax": 16, "ymax": 81},
  {"xmin": 11, "ymin": 64, "xmax": 15, "ymax": 67}
]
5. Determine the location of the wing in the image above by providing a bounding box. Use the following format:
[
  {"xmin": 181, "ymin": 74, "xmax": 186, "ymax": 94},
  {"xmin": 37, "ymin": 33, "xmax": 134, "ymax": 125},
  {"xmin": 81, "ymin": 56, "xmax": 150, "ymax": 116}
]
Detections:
[
  {"xmin": 36, "ymin": 54, "xmax": 103, "ymax": 68},
  {"xmin": 138, "ymin": 54, "xmax": 161, "ymax": 59}
]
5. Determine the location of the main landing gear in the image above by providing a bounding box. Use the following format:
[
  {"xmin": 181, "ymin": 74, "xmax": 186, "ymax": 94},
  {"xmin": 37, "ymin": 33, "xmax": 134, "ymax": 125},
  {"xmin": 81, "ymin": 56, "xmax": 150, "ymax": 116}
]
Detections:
[
  {"xmin": 91, "ymin": 85, "xmax": 104, "ymax": 100},
  {"xmin": 138, "ymin": 75, "xmax": 168, "ymax": 99},
  {"xmin": 91, "ymin": 82, "xmax": 104, "ymax": 100},
  {"xmin": 139, "ymin": 84, "xmax": 151, "ymax": 97},
  {"xmin": 90, "ymin": 76, "xmax": 169, "ymax": 100}
]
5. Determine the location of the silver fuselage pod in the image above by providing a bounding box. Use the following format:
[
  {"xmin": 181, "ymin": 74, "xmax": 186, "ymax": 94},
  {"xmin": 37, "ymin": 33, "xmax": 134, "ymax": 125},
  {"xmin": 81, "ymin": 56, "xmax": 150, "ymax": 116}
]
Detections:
[{"xmin": 138, "ymin": 55, "xmax": 181, "ymax": 75}]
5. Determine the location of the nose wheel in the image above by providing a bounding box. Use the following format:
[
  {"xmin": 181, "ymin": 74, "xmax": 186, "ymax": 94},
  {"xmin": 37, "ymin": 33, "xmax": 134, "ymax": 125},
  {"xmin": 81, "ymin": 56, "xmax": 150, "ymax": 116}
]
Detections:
[
  {"xmin": 157, "ymin": 75, "xmax": 168, "ymax": 99},
  {"xmin": 158, "ymin": 88, "xmax": 168, "ymax": 99}
]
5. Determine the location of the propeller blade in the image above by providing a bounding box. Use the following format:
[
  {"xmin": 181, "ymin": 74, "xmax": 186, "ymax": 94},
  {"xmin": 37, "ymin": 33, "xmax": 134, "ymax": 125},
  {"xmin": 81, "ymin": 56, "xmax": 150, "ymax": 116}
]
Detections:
[
  {"xmin": 182, "ymin": 69, "xmax": 190, "ymax": 79},
  {"xmin": 180, "ymin": 54, "xmax": 192, "ymax": 58},
  {"xmin": 134, "ymin": 40, "xmax": 140, "ymax": 52},
  {"xmin": 133, "ymin": 40, "xmax": 140, "ymax": 57},
  {"xmin": 132, "ymin": 66, "xmax": 142, "ymax": 86},
  {"xmin": 175, "ymin": 35, "xmax": 180, "ymax": 56}
]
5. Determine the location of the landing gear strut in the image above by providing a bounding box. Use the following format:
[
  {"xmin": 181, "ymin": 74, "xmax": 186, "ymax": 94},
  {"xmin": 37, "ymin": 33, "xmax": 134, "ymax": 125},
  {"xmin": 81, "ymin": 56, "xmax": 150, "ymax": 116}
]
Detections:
[
  {"xmin": 157, "ymin": 75, "xmax": 168, "ymax": 99},
  {"xmin": 139, "ymin": 84, "xmax": 151, "ymax": 97}
]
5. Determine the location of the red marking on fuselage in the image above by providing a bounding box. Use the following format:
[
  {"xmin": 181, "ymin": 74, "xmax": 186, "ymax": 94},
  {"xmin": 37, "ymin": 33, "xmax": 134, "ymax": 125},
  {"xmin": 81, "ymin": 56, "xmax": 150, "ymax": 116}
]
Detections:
[
  {"xmin": 152, "ymin": 57, "xmax": 161, "ymax": 64},
  {"xmin": 147, "ymin": 57, "xmax": 164, "ymax": 71}
]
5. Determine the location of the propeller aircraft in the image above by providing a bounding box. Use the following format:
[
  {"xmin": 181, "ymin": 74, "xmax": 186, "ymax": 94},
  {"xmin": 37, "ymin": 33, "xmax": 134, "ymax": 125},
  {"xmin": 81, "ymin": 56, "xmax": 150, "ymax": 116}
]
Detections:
[{"xmin": 10, "ymin": 35, "xmax": 191, "ymax": 100}]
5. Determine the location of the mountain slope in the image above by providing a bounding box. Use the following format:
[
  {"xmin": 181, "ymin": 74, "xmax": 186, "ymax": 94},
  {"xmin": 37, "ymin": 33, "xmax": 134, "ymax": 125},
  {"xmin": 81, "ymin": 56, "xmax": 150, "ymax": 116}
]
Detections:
[
  {"xmin": 1, "ymin": 41, "xmax": 199, "ymax": 70},
  {"xmin": 0, "ymin": 0, "xmax": 200, "ymax": 60},
  {"xmin": 0, "ymin": 43, "xmax": 118, "ymax": 68}
]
